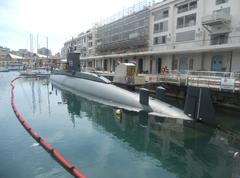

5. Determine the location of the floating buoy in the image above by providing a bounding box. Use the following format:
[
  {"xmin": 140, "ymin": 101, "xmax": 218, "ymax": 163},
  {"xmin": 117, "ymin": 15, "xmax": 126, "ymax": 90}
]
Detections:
[
  {"xmin": 115, "ymin": 109, "xmax": 122, "ymax": 118},
  {"xmin": 234, "ymin": 152, "xmax": 239, "ymax": 158}
]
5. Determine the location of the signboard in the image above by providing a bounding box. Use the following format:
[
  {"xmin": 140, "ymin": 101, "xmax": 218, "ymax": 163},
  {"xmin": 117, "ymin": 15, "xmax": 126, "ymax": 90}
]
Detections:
[{"xmin": 221, "ymin": 78, "xmax": 235, "ymax": 91}]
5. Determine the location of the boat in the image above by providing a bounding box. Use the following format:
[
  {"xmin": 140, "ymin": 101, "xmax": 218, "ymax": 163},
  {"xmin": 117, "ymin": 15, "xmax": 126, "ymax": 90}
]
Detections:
[
  {"xmin": 0, "ymin": 67, "xmax": 9, "ymax": 72},
  {"xmin": 50, "ymin": 52, "xmax": 216, "ymax": 124},
  {"xmin": 20, "ymin": 69, "xmax": 50, "ymax": 78}
]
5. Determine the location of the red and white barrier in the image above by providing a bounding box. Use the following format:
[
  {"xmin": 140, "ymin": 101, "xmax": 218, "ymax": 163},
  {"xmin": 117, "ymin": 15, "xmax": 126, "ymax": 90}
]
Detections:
[{"xmin": 10, "ymin": 77, "xmax": 86, "ymax": 178}]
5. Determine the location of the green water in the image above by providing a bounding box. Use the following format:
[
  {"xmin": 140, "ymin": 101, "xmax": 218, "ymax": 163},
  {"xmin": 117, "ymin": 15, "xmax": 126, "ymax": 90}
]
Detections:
[{"xmin": 0, "ymin": 72, "xmax": 239, "ymax": 178}]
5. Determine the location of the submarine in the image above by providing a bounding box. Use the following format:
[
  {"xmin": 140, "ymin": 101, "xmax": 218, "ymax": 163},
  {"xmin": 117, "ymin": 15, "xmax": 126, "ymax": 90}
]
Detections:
[{"xmin": 50, "ymin": 52, "xmax": 216, "ymax": 124}]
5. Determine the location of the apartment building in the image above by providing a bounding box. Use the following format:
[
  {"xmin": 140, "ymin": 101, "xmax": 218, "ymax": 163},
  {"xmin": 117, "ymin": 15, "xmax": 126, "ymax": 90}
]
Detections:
[
  {"xmin": 61, "ymin": 27, "xmax": 96, "ymax": 59},
  {"xmin": 148, "ymin": 0, "xmax": 240, "ymax": 74},
  {"xmin": 0, "ymin": 46, "xmax": 10, "ymax": 59},
  {"xmin": 62, "ymin": 0, "xmax": 240, "ymax": 73},
  {"xmin": 38, "ymin": 47, "xmax": 52, "ymax": 56}
]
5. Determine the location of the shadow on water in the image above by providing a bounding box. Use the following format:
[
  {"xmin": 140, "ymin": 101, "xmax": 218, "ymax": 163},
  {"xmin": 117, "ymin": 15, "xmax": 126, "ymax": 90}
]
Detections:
[{"xmin": 52, "ymin": 83, "xmax": 240, "ymax": 178}]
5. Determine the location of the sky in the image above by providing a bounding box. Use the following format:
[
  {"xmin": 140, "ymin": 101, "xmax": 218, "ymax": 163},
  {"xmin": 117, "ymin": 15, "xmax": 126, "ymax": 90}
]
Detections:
[{"xmin": 0, "ymin": 0, "xmax": 150, "ymax": 54}]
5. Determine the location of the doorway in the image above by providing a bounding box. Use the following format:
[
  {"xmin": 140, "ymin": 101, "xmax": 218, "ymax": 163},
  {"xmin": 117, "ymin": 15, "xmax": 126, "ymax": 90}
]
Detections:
[
  {"xmin": 179, "ymin": 56, "xmax": 188, "ymax": 73},
  {"xmin": 104, "ymin": 59, "xmax": 108, "ymax": 71},
  {"xmin": 211, "ymin": 55, "xmax": 223, "ymax": 71},
  {"xmin": 112, "ymin": 60, "xmax": 116, "ymax": 71},
  {"xmin": 138, "ymin": 58, "xmax": 143, "ymax": 73},
  {"xmin": 157, "ymin": 58, "xmax": 162, "ymax": 74}
]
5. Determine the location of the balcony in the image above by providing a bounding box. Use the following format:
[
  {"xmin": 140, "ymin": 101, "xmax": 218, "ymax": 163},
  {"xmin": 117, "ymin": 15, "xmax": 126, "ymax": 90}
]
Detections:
[
  {"xmin": 210, "ymin": 36, "xmax": 228, "ymax": 45},
  {"xmin": 202, "ymin": 13, "xmax": 231, "ymax": 26}
]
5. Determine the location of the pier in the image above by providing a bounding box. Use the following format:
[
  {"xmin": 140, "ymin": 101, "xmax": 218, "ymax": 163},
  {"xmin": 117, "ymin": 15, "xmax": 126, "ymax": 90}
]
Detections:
[{"xmin": 110, "ymin": 69, "xmax": 240, "ymax": 108}]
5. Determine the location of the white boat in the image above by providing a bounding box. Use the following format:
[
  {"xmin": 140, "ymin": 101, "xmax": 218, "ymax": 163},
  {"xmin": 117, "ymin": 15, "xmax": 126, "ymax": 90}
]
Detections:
[
  {"xmin": 0, "ymin": 67, "xmax": 9, "ymax": 72},
  {"xmin": 20, "ymin": 69, "xmax": 50, "ymax": 78}
]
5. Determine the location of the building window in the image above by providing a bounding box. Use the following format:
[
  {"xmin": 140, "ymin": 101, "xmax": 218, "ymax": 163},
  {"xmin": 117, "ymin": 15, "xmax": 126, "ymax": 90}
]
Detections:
[
  {"xmin": 177, "ymin": 17, "xmax": 184, "ymax": 28},
  {"xmin": 216, "ymin": 0, "xmax": 228, "ymax": 5},
  {"xmin": 185, "ymin": 14, "xmax": 196, "ymax": 27},
  {"xmin": 88, "ymin": 42, "xmax": 92, "ymax": 47},
  {"xmin": 154, "ymin": 21, "xmax": 168, "ymax": 33},
  {"xmin": 177, "ymin": 1, "xmax": 197, "ymax": 14},
  {"xmin": 189, "ymin": 1, "xmax": 197, "ymax": 10},
  {"xmin": 153, "ymin": 9, "xmax": 169, "ymax": 21},
  {"xmin": 163, "ymin": 10, "xmax": 169, "ymax": 18},
  {"xmin": 177, "ymin": 14, "xmax": 196, "ymax": 29},
  {"xmin": 154, "ymin": 36, "xmax": 167, "ymax": 45},
  {"xmin": 178, "ymin": 4, "xmax": 188, "ymax": 13},
  {"xmin": 210, "ymin": 33, "xmax": 229, "ymax": 45}
]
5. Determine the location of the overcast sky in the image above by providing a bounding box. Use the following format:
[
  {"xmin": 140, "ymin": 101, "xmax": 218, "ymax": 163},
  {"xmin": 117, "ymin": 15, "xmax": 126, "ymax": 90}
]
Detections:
[{"xmin": 0, "ymin": 0, "xmax": 158, "ymax": 54}]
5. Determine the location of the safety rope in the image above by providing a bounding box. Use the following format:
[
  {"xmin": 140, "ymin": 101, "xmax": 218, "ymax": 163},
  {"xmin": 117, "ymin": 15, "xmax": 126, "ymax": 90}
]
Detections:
[{"xmin": 10, "ymin": 77, "xmax": 86, "ymax": 178}]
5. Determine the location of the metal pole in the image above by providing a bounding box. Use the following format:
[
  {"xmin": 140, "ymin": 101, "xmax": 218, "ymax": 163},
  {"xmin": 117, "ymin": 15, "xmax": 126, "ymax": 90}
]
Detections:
[
  {"xmin": 230, "ymin": 51, "xmax": 233, "ymax": 72},
  {"xmin": 47, "ymin": 36, "xmax": 49, "ymax": 60}
]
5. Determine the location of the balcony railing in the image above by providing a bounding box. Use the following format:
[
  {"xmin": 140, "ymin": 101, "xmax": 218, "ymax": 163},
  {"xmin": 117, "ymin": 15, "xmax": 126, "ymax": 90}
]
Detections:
[
  {"xmin": 202, "ymin": 13, "xmax": 231, "ymax": 26},
  {"xmin": 156, "ymin": 36, "xmax": 240, "ymax": 49},
  {"xmin": 210, "ymin": 37, "xmax": 228, "ymax": 45}
]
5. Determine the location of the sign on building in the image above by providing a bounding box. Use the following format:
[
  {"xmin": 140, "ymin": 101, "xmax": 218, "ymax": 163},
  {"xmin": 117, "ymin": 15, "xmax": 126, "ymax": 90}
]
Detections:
[{"xmin": 221, "ymin": 78, "xmax": 235, "ymax": 91}]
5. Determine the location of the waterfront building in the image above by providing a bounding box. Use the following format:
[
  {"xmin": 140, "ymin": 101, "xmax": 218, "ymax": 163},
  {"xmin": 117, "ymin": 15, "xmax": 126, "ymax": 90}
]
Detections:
[
  {"xmin": 38, "ymin": 47, "xmax": 52, "ymax": 57},
  {"xmin": 0, "ymin": 46, "xmax": 10, "ymax": 60},
  {"xmin": 80, "ymin": 1, "xmax": 152, "ymax": 72},
  {"xmin": 148, "ymin": 0, "xmax": 240, "ymax": 73},
  {"xmin": 0, "ymin": 53, "xmax": 23, "ymax": 69},
  {"xmin": 93, "ymin": 2, "xmax": 151, "ymax": 71},
  {"xmin": 62, "ymin": 0, "xmax": 240, "ymax": 74},
  {"xmin": 61, "ymin": 27, "xmax": 96, "ymax": 60}
]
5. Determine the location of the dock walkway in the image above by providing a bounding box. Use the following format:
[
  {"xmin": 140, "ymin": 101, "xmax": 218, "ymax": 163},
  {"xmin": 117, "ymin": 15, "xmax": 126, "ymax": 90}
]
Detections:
[{"xmin": 147, "ymin": 70, "xmax": 240, "ymax": 93}]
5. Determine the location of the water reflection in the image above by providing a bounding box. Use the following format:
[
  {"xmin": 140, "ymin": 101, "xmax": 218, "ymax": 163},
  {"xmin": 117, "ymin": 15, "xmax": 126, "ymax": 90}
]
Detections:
[
  {"xmin": 31, "ymin": 80, "xmax": 36, "ymax": 113},
  {"xmin": 54, "ymin": 85, "xmax": 240, "ymax": 178}
]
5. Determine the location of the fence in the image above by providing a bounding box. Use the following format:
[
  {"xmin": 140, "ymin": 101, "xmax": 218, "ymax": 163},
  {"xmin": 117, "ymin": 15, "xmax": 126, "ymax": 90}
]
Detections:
[{"xmin": 157, "ymin": 70, "xmax": 240, "ymax": 92}]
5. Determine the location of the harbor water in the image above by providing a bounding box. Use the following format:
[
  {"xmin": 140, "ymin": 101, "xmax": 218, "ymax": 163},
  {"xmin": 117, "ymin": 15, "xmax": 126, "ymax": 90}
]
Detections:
[{"xmin": 0, "ymin": 72, "xmax": 240, "ymax": 178}]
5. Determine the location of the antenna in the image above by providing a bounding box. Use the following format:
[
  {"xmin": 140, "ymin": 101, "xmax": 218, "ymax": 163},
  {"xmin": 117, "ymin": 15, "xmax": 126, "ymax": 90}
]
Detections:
[
  {"xmin": 29, "ymin": 34, "xmax": 31, "ymax": 52},
  {"xmin": 36, "ymin": 34, "xmax": 39, "ymax": 54},
  {"xmin": 30, "ymin": 34, "xmax": 33, "ymax": 53},
  {"xmin": 46, "ymin": 36, "xmax": 48, "ymax": 59}
]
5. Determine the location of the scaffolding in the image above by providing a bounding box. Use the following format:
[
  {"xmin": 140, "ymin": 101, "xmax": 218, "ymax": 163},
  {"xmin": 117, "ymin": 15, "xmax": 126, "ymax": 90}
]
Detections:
[
  {"xmin": 98, "ymin": 0, "xmax": 153, "ymax": 26},
  {"xmin": 96, "ymin": 0, "xmax": 154, "ymax": 54}
]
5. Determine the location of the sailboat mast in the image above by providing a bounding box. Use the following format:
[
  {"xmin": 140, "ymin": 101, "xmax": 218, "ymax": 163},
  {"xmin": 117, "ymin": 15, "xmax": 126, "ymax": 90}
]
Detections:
[
  {"xmin": 46, "ymin": 37, "xmax": 48, "ymax": 59},
  {"xmin": 36, "ymin": 34, "xmax": 39, "ymax": 54}
]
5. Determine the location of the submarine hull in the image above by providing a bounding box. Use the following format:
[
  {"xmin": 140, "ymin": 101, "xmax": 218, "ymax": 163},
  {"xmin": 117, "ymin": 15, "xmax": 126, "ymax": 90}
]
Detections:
[{"xmin": 50, "ymin": 73, "xmax": 191, "ymax": 120}]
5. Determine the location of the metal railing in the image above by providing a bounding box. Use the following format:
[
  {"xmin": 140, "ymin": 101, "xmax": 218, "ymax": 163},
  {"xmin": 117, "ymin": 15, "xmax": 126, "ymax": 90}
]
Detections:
[
  {"xmin": 202, "ymin": 13, "xmax": 231, "ymax": 24},
  {"xmin": 158, "ymin": 70, "xmax": 240, "ymax": 91},
  {"xmin": 187, "ymin": 71, "xmax": 240, "ymax": 79},
  {"xmin": 210, "ymin": 37, "xmax": 228, "ymax": 45},
  {"xmin": 81, "ymin": 67, "xmax": 96, "ymax": 72},
  {"xmin": 157, "ymin": 70, "xmax": 182, "ymax": 85},
  {"xmin": 163, "ymin": 36, "xmax": 240, "ymax": 49}
]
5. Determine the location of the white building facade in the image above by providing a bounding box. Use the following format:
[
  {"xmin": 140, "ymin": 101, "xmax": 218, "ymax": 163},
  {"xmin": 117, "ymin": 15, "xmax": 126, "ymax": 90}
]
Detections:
[
  {"xmin": 148, "ymin": 0, "xmax": 240, "ymax": 74},
  {"xmin": 61, "ymin": 27, "xmax": 96, "ymax": 59},
  {"xmin": 62, "ymin": 0, "xmax": 240, "ymax": 73}
]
